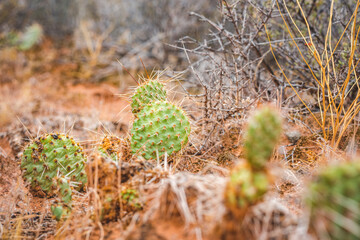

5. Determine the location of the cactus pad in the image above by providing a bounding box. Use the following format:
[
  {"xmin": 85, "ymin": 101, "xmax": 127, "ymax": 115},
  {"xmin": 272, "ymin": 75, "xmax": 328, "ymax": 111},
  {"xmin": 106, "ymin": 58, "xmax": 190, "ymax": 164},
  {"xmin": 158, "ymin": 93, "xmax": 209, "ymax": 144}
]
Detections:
[
  {"xmin": 224, "ymin": 106, "xmax": 281, "ymax": 214},
  {"xmin": 131, "ymin": 80, "xmax": 167, "ymax": 115},
  {"xmin": 21, "ymin": 133, "xmax": 87, "ymax": 196},
  {"xmin": 244, "ymin": 106, "xmax": 282, "ymax": 170},
  {"xmin": 307, "ymin": 161, "xmax": 360, "ymax": 239},
  {"xmin": 131, "ymin": 101, "xmax": 190, "ymax": 160},
  {"xmin": 50, "ymin": 177, "xmax": 73, "ymax": 220},
  {"xmin": 225, "ymin": 161, "xmax": 270, "ymax": 210}
]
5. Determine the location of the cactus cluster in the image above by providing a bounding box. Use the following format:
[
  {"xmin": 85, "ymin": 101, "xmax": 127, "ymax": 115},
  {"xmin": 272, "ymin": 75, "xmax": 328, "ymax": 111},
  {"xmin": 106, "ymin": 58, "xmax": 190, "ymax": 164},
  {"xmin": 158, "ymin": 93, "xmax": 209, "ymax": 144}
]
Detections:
[
  {"xmin": 20, "ymin": 76, "xmax": 191, "ymax": 222},
  {"xmin": 21, "ymin": 133, "xmax": 87, "ymax": 220},
  {"xmin": 225, "ymin": 106, "xmax": 282, "ymax": 211},
  {"xmin": 306, "ymin": 161, "xmax": 360, "ymax": 240},
  {"xmin": 130, "ymin": 79, "xmax": 191, "ymax": 160}
]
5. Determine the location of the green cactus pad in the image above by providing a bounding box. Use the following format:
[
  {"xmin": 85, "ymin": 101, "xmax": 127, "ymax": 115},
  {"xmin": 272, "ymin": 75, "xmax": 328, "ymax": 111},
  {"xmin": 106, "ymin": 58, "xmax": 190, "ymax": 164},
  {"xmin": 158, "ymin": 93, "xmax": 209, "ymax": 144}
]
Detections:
[
  {"xmin": 21, "ymin": 133, "xmax": 87, "ymax": 196},
  {"xmin": 225, "ymin": 161, "xmax": 270, "ymax": 209},
  {"xmin": 244, "ymin": 106, "xmax": 282, "ymax": 170},
  {"xmin": 307, "ymin": 161, "xmax": 360, "ymax": 240},
  {"xmin": 131, "ymin": 80, "xmax": 167, "ymax": 115},
  {"xmin": 51, "ymin": 177, "xmax": 72, "ymax": 221},
  {"xmin": 131, "ymin": 101, "xmax": 190, "ymax": 160}
]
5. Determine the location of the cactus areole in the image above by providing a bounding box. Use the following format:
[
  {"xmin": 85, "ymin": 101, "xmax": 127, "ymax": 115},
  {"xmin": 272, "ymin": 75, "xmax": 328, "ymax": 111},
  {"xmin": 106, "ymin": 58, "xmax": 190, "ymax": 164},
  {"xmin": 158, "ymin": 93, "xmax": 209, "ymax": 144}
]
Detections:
[
  {"xmin": 21, "ymin": 133, "xmax": 87, "ymax": 195},
  {"xmin": 131, "ymin": 101, "xmax": 190, "ymax": 160}
]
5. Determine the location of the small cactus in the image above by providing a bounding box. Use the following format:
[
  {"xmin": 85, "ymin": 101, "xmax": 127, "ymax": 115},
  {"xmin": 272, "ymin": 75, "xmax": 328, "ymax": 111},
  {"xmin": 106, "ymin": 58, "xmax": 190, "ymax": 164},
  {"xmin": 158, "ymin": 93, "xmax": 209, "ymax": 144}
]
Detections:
[
  {"xmin": 226, "ymin": 161, "xmax": 270, "ymax": 210},
  {"xmin": 244, "ymin": 106, "xmax": 282, "ymax": 170},
  {"xmin": 99, "ymin": 187, "xmax": 142, "ymax": 222},
  {"xmin": 98, "ymin": 135, "xmax": 131, "ymax": 162},
  {"xmin": 225, "ymin": 106, "xmax": 281, "ymax": 212},
  {"xmin": 130, "ymin": 101, "xmax": 191, "ymax": 160},
  {"xmin": 131, "ymin": 79, "xmax": 167, "ymax": 116},
  {"xmin": 21, "ymin": 133, "xmax": 87, "ymax": 220},
  {"xmin": 306, "ymin": 161, "xmax": 360, "ymax": 240},
  {"xmin": 18, "ymin": 23, "xmax": 43, "ymax": 50},
  {"xmin": 121, "ymin": 188, "xmax": 142, "ymax": 211}
]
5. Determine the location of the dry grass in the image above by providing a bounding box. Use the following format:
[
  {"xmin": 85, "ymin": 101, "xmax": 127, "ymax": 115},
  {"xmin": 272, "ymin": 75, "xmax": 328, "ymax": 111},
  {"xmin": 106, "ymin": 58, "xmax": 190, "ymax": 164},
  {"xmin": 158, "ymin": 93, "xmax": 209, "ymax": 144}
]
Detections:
[{"xmin": 267, "ymin": 0, "xmax": 360, "ymax": 149}]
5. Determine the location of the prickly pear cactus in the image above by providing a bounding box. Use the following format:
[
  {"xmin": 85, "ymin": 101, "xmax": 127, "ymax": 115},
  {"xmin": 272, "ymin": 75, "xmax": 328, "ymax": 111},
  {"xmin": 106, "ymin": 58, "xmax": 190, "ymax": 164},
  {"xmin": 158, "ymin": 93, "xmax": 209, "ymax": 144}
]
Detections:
[
  {"xmin": 50, "ymin": 177, "xmax": 72, "ymax": 221},
  {"xmin": 225, "ymin": 106, "xmax": 281, "ymax": 212},
  {"xmin": 99, "ymin": 187, "xmax": 142, "ymax": 222},
  {"xmin": 131, "ymin": 80, "xmax": 167, "ymax": 115},
  {"xmin": 131, "ymin": 101, "xmax": 190, "ymax": 160},
  {"xmin": 121, "ymin": 188, "xmax": 142, "ymax": 211},
  {"xmin": 225, "ymin": 161, "xmax": 270, "ymax": 210},
  {"xmin": 306, "ymin": 161, "xmax": 360, "ymax": 240},
  {"xmin": 98, "ymin": 135, "xmax": 131, "ymax": 162},
  {"xmin": 21, "ymin": 133, "xmax": 87, "ymax": 195},
  {"xmin": 244, "ymin": 106, "xmax": 282, "ymax": 170}
]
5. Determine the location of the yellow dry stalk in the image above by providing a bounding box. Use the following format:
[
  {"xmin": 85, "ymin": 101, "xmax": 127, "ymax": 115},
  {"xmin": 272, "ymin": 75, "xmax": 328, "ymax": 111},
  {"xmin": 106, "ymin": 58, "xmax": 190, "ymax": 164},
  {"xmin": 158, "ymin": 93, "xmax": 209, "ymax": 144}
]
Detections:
[{"xmin": 266, "ymin": 0, "xmax": 360, "ymax": 149}]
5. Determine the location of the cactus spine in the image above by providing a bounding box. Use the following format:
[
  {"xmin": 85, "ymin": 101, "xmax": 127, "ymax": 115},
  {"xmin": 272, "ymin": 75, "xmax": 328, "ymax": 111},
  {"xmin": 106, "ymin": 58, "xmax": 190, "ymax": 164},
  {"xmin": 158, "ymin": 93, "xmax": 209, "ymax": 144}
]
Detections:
[
  {"xmin": 225, "ymin": 106, "xmax": 282, "ymax": 211},
  {"xmin": 21, "ymin": 133, "xmax": 87, "ymax": 220},
  {"xmin": 306, "ymin": 161, "xmax": 360, "ymax": 240},
  {"xmin": 131, "ymin": 101, "xmax": 191, "ymax": 160}
]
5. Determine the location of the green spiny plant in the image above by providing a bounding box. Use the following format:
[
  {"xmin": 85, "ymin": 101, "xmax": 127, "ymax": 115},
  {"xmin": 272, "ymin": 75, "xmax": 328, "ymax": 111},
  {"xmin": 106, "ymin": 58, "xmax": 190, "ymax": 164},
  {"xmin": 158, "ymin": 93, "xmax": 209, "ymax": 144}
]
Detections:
[
  {"xmin": 121, "ymin": 188, "xmax": 142, "ymax": 211},
  {"xmin": 225, "ymin": 106, "xmax": 282, "ymax": 212},
  {"xmin": 99, "ymin": 187, "xmax": 142, "ymax": 222},
  {"xmin": 50, "ymin": 177, "xmax": 73, "ymax": 221},
  {"xmin": 225, "ymin": 161, "xmax": 271, "ymax": 211},
  {"xmin": 306, "ymin": 161, "xmax": 360, "ymax": 240},
  {"xmin": 131, "ymin": 79, "xmax": 167, "ymax": 116},
  {"xmin": 18, "ymin": 23, "xmax": 43, "ymax": 51},
  {"xmin": 131, "ymin": 101, "xmax": 191, "ymax": 160},
  {"xmin": 243, "ymin": 106, "xmax": 282, "ymax": 170},
  {"xmin": 21, "ymin": 133, "xmax": 87, "ymax": 220}
]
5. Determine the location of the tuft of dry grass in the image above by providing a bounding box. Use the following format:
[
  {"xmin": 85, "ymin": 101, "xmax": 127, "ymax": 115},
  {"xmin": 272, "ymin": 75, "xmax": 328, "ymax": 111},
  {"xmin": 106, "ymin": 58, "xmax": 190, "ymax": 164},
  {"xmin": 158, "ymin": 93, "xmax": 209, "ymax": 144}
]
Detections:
[{"xmin": 267, "ymin": 0, "xmax": 360, "ymax": 149}]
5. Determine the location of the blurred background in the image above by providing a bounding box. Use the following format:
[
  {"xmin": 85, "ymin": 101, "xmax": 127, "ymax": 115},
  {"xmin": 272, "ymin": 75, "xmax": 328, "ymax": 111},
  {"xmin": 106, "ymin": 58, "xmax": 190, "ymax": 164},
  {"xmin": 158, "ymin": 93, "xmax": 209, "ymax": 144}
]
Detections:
[
  {"xmin": 0, "ymin": 0, "xmax": 216, "ymax": 133},
  {"xmin": 0, "ymin": 0, "xmax": 216, "ymax": 69}
]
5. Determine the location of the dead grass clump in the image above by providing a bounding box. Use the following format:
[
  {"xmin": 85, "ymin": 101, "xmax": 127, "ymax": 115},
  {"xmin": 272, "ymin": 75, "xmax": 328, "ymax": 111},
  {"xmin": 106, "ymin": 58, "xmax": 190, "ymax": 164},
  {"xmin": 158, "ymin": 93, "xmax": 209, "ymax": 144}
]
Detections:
[
  {"xmin": 140, "ymin": 171, "xmax": 301, "ymax": 240},
  {"xmin": 144, "ymin": 172, "xmax": 227, "ymax": 238},
  {"xmin": 223, "ymin": 198, "xmax": 300, "ymax": 240},
  {"xmin": 86, "ymin": 149, "xmax": 150, "ymax": 223},
  {"xmin": 286, "ymin": 134, "xmax": 323, "ymax": 174}
]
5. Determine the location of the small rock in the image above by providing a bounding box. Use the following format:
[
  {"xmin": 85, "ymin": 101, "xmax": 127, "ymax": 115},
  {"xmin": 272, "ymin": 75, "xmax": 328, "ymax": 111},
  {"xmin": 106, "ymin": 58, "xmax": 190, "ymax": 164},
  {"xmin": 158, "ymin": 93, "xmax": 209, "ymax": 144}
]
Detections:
[{"xmin": 285, "ymin": 130, "xmax": 301, "ymax": 144}]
